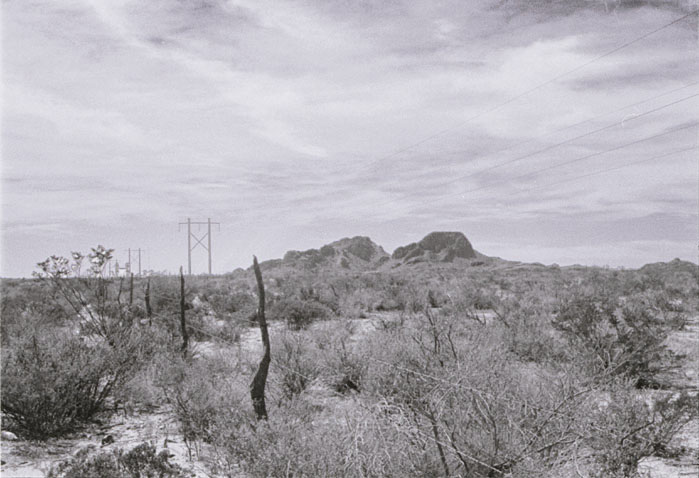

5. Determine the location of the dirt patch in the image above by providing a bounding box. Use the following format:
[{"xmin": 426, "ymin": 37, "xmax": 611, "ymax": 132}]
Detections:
[{"xmin": 1, "ymin": 407, "xmax": 214, "ymax": 478}]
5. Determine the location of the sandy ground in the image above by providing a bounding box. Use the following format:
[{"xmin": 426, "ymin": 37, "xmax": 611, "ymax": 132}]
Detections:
[
  {"xmin": 639, "ymin": 316, "xmax": 699, "ymax": 478},
  {"xmin": 0, "ymin": 406, "xmax": 217, "ymax": 478}
]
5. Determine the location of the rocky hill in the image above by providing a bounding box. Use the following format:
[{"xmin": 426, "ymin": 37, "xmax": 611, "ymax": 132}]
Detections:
[
  {"xmin": 257, "ymin": 231, "xmax": 487, "ymax": 273},
  {"xmin": 259, "ymin": 236, "xmax": 390, "ymax": 272},
  {"xmin": 392, "ymin": 231, "xmax": 477, "ymax": 265}
]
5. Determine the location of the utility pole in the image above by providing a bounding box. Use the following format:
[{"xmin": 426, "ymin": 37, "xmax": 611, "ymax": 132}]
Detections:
[
  {"xmin": 178, "ymin": 217, "xmax": 220, "ymax": 275},
  {"xmin": 208, "ymin": 218, "xmax": 212, "ymax": 275},
  {"xmin": 187, "ymin": 218, "xmax": 191, "ymax": 275},
  {"xmin": 124, "ymin": 248, "xmax": 145, "ymax": 276}
]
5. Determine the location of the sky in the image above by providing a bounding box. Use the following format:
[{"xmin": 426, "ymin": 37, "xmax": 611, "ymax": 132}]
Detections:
[{"xmin": 2, "ymin": 0, "xmax": 698, "ymax": 277}]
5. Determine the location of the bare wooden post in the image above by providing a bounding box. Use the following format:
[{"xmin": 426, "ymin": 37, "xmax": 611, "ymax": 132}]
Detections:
[
  {"xmin": 179, "ymin": 266, "xmax": 189, "ymax": 359},
  {"xmin": 250, "ymin": 256, "xmax": 270, "ymax": 420},
  {"xmin": 145, "ymin": 277, "xmax": 153, "ymax": 326},
  {"xmin": 129, "ymin": 273, "xmax": 134, "ymax": 306}
]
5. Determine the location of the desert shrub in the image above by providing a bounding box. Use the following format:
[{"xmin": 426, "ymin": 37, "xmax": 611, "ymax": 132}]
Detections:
[
  {"xmin": 553, "ymin": 293, "xmax": 681, "ymax": 387},
  {"xmin": 114, "ymin": 332, "xmax": 173, "ymax": 413},
  {"xmin": 309, "ymin": 321, "xmax": 367, "ymax": 394},
  {"xmin": 271, "ymin": 321, "xmax": 369, "ymax": 401},
  {"xmin": 427, "ymin": 288, "xmax": 449, "ymax": 308},
  {"xmin": 207, "ymin": 290, "xmax": 256, "ymax": 320},
  {"xmin": 506, "ymin": 312, "xmax": 562, "ymax": 363},
  {"xmin": 270, "ymin": 297, "xmax": 332, "ymax": 330},
  {"xmin": 584, "ymin": 389, "xmax": 699, "ymax": 477},
  {"xmin": 356, "ymin": 312, "xmax": 599, "ymax": 477},
  {"xmin": 213, "ymin": 400, "xmax": 441, "ymax": 478},
  {"xmin": 218, "ymin": 319, "xmax": 243, "ymax": 343},
  {"xmin": 372, "ymin": 276, "xmax": 426, "ymax": 313},
  {"xmin": 337, "ymin": 289, "xmax": 372, "ymax": 318},
  {"xmin": 327, "ymin": 275, "xmax": 378, "ymax": 316},
  {"xmin": 489, "ymin": 294, "xmax": 563, "ymax": 363},
  {"xmin": 438, "ymin": 279, "xmax": 502, "ymax": 325},
  {"xmin": 1, "ymin": 328, "xmax": 148, "ymax": 439},
  {"xmin": 1, "ymin": 281, "xmax": 69, "ymax": 342},
  {"xmin": 157, "ymin": 355, "xmax": 248, "ymax": 445},
  {"xmin": 47, "ymin": 442, "xmax": 189, "ymax": 478},
  {"xmin": 184, "ymin": 309, "xmax": 240, "ymax": 344},
  {"xmin": 272, "ymin": 331, "xmax": 324, "ymax": 399}
]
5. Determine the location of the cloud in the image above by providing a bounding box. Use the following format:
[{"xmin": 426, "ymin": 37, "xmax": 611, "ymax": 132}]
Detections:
[{"xmin": 2, "ymin": 0, "xmax": 697, "ymax": 276}]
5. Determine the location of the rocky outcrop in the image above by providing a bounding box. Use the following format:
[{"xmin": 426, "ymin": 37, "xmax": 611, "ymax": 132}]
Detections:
[
  {"xmin": 253, "ymin": 232, "xmax": 482, "ymax": 272},
  {"xmin": 269, "ymin": 236, "xmax": 389, "ymax": 271},
  {"xmin": 392, "ymin": 232, "xmax": 476, "ymax": 264}
]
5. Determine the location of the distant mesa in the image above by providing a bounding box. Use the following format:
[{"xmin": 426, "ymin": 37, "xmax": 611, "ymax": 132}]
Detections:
[{"xmin": 392, "ymin": 231, "xmax": 477, "ymax": 264}]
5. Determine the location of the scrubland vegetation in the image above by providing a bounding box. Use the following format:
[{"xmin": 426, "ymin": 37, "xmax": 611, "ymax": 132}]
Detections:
[{"xmin": 1, "ymin": 246, "xmax": 697, "ymax": 477}]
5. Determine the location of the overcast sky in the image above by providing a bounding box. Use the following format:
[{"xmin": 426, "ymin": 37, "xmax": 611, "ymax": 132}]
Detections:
[{"xmin": 2, "ymin": 0, "xmax": 698, "ymax": 277}]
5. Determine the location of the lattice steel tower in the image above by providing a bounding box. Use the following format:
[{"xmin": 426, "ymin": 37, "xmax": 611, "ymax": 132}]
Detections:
[{"xmin": 178, "ymin": 218, "xmax": 220, "ymax": 275}]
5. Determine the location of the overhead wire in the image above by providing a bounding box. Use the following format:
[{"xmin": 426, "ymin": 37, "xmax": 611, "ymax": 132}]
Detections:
[
  {"xmin": 430, "ymin": 80, "xmax": 698, "ymax": 159},
  {"xmin": 504, "ymin": 145, "xmax": 697, "ymax": 198},
  {"xmin": 333, "ymin": 10, "xmax": 699, "ymax": 221},
  {"xmin": 362, "ymin": 9, "xmax": 699, "ymax": 171},
  {"xmin": 371, "ymin": 120, "xmax": 696, "ymax": 216},
  {"xmin": 454, "ymin": 121, "xmax": 698, "ymax": 198},
  {"xmin": 364, "ymin": 92, "xmax": 698, "ymax": 210}
]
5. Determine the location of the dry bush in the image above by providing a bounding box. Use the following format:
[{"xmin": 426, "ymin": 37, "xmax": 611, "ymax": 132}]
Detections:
[
  {"xmin": 272, "ymin": 331, "xmax": 324, "ymax": 399},
  {"xmin": 212, "ymin": 399, "xmax": 442, "ymax": 478},
  {"xmin": 490, "ymin": 294, "xmax": 564, "ymax": 363},
  {"xmin": 1, "ymin": 280, "xmax": 70, "ymax": 344},
  {"xmin": 269, "ymin": 297, "xmax": 333, "ymax": 330},
  {"xmin": 357, "ymin": 311, "xmax": 597, "ymax": 477},
  {"xmin": 1, "ymin": 325, "xmax": 154, "ymax": 438},
  {"xmin": 582, "ymin": 388, "xmax": 699, "ymax": 477},
  {"xmin": 47, "ymin": 442, "xmax": 189, "ymax": 478},
  {"xmin": 204, "ymin": 288, "xmax": 256, "ymax": 320},
  {"xmin": 157, "ymin": 354, "xmax": 249, "ymax": 446},
  {"xmin": 271, "ymin": 323, "xmax": 366, "ymax": 400},
  {"xmin": 553, "ymin": 293, "xmax": 682, "ymax": 388}
]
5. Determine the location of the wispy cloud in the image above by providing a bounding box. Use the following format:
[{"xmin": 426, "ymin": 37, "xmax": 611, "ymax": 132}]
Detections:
[{"xmin": 2, "ymin": 0, "xmax": 697, "ymax": 275}]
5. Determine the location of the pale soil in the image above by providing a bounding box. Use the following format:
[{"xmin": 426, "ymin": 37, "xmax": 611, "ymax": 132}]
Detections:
[
  {"xmin": 639, "ymin": 316, "xmax": 699, "ymax": 478},
  {"xmin": 2, "ymin": 313, "xmax": 697, "ymax": 477},
  {"xmin": 0, "ymin": 407, "xmax": 211, "ymax": 477}
]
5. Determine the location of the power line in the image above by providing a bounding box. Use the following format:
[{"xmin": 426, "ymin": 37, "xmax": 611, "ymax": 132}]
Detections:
[
  {"xmin": 439, "ymin": 80, "xmax": 698, "ymax": 159},
  {"xmin": 356, "ymin": 82, "xmax": 698, "ymax": 205},
  {"xmin": 366, "ymin": 92, "xmax": 698, "ymax": 210},
  {"xmin": 506, "ymin": 146, "xmax": 697, "ymax": 198},
  {"xmin": 420, "ymin": 121, "xmax": 697, "ymax": 207},
  {"xmin": 363, "ymin": 9, "xmax": 699, "ymax": 171}
]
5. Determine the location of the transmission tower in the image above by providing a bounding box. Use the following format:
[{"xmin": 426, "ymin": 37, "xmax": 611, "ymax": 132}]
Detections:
[{"xmin": 178, "ymin": 218, "xmax": 220, "ymax": 275}]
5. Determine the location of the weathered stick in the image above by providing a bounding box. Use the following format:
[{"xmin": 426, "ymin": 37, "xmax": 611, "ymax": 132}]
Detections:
[
  {"xmin": 179, "ymin": 266, "xmax": 189, "ymax": 359},
  {"xmin": 145, "ymin": 276, "xmax": 152, "ymax": 326},
  {"xmin": 250, "ymin": 256, "xmax": 270, "ymax": 420},
  {"xmin": 129, "ymin": 273, "xmax": 134, "ymax": 306}
]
